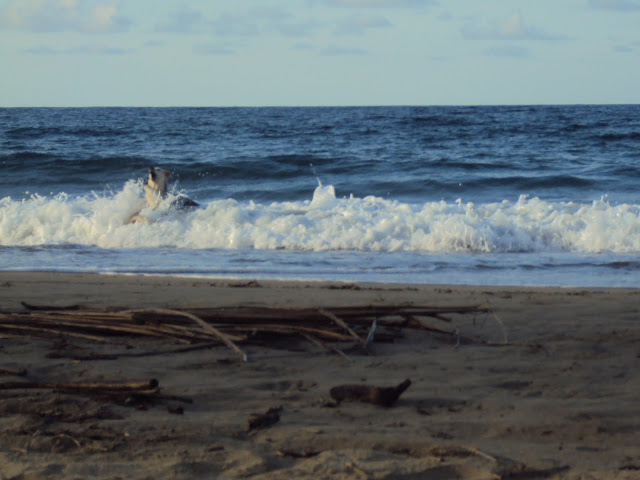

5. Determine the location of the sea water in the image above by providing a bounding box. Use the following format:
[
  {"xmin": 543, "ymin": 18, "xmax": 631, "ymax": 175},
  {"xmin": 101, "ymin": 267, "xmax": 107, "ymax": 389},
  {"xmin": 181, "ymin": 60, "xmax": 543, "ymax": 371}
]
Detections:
[{"xmin": 1, "ymin": 106, "xmax": 639, "ymax": 286}]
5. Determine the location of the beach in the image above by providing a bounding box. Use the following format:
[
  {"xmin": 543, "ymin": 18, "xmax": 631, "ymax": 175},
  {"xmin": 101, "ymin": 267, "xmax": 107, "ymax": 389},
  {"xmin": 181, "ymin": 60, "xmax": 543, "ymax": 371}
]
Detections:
[{"xmin": 0, "ymin": 272, "xmax": 639, "ymax": 479}]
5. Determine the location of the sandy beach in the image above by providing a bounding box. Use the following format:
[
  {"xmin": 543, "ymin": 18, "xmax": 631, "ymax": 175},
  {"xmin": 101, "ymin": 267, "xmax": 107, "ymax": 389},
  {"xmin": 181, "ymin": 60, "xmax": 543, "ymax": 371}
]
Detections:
[{"xmin": 0, "ymin": 272, "xmax": 639, "ymax": 479}]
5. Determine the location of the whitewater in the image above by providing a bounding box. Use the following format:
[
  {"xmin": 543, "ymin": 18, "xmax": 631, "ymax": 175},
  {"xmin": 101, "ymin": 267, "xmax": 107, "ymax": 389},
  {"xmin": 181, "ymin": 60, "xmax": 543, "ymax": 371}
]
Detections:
[{"xmin": 2, "ymin": 180, "xmax": 640, "ymax": 255}]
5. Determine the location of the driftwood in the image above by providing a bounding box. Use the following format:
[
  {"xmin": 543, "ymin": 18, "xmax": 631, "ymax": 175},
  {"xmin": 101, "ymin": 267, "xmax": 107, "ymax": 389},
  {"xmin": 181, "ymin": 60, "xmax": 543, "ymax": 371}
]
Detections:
[
  {"xmin": 330, "ymin": 379, "xmax": 412, "ymax": 407},
  {"xmin": 499, "ymin": 465, "xmax": 571, "ymax": 479},
  {"xmin": 0, "ymin": 377, "xmax": 193, "ymax": 407},
  {"xmin": 125, "ymin": 308, "xmax": 248, "ymax": 362},
  {"xmin": 248, "ymin": 406, "xmax": 282, "ymax": 431},
  {"xmin": 0, "ymin": 378, "xmax": 159, "ymax": 393},
  {"xmin": 318, "ymin": 309, "xmax": 366, "ymax": 348},
  {"xmin": 0, "ymin": 367, "xmax": 27, "ymax": 377},
  {"xmin": 277, "ymin": 449, "xmax": 320, "ymax": 459},
  {"xmin": 0, "ymin": 303, "xmax": 493, "ymax": 359},
  {"xmin": 46, "ymin": 341, "xmax": 222, "ymax": 361}
]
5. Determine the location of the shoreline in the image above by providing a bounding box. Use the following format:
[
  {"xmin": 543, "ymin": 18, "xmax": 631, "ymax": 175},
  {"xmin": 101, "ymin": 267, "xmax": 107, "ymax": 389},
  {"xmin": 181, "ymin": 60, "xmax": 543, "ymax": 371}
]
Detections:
[
  {"xmin": 2, "ymin": 265, "xmax": 638, "ymax": 290},
  {"xmin": 1, "ymin": 272, "xmax": 639, "ymax": 479},
  {"xmin": 1, "ymin": 271, "xmax": 638, "ymax": 310}
]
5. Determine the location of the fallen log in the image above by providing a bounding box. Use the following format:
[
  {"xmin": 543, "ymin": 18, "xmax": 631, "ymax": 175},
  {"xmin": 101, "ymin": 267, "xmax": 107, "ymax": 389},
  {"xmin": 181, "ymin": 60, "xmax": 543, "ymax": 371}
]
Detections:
[
  {"xmin": 0, "ymin": 378, "xmax": 158, "ymax": 393},
  {"xmin": 21, "ymin": 302, "xmax": 83, "ymax": 311},
  {"xmin": 46, "ymin": 341, "xmax": 221, "ymax": 361},
  {"xmin": 330, "ymin": 379, "xmax": 412, "ymax": 407},
  {"xmin": 248, "ymin": 406, "xmax": 282, "ymax": 431},
  {"xmin": 0, "ymin": 322, "xmax": 113, "ymax": 343},
  {"xmin": 0, "ymin": 367, "xmax": 27, "ymax": 377}
]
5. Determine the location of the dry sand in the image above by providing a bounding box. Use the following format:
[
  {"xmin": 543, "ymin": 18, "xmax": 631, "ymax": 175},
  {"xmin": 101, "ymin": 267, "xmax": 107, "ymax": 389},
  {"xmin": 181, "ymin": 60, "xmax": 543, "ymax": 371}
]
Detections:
[{"xmin": 0, "ymin": 272, "xmax": 639, "ymax": 479}]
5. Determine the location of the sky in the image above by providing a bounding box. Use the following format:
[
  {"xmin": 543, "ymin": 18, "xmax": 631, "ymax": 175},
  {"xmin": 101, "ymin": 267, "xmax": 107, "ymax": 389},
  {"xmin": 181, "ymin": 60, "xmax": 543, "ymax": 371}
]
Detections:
[{"xmin": 0, "ymin": 0, "xmax": 639, "ymax": 106}]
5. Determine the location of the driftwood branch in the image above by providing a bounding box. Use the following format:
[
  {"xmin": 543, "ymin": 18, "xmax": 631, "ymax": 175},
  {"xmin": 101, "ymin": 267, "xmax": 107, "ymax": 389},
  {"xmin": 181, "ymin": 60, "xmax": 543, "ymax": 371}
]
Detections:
[
  {"xmin": 46, "ymin": 342, "xmax": 221, "ymax": 361},
  {"xmin": 365, "ymin": 318, "xmax": 377, "ymax": 346},
  {"xmin": 318, "ymin": 309, "xmax": 366, "ymax": 348},
  {"xmin": 302, "ymin": 333, "xmax": 352, "ymax": 362},
  {"xmin": 0, "ymin": 378, "xmax": 193, "ymax": 406},
  {"xmin": 0, "ymin": 367, "xmax": 28, "ymax": 377},
  {"xmin": 125, "ymin": 309, "xmax": 248, "ymax": 362},
  {"xmin": 330, "ymin": 379, "xmax": 412, "ymax": 408},
  {"xmin": 248, "ymin": 406, "xmax": 282, "ymax": 431},
  {"xmin": 0, "ymin": 303, "xmax": 494, "ymax": 358},
  {"xmin": 0, "ymin": 378, "xmax": 158, "ymax": 393}
]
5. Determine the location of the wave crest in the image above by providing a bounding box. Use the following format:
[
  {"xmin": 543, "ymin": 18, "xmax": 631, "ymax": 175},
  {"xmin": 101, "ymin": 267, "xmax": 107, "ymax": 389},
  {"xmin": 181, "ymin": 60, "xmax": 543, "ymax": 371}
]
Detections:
[{"xmin": 1, "ymin": 183, "xmax": 639, "ymax": 254}]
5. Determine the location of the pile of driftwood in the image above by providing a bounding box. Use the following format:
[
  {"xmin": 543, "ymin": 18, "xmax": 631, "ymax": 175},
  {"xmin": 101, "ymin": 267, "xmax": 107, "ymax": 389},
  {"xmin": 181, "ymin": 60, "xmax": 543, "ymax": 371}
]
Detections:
[{"xmin": 0, "ymin": 302, "xmax": 492, "ymax": 362}]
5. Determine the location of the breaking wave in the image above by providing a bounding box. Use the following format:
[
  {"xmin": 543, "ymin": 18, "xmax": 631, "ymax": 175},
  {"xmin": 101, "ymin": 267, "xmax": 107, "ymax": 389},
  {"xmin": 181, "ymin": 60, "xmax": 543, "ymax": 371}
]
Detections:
[{"xmin": 1, "ymin": 180, "xmax": 639, "ymax": 254}]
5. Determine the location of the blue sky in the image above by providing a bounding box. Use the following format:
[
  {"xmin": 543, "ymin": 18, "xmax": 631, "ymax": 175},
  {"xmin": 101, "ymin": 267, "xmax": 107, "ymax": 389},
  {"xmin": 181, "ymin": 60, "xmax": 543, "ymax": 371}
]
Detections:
[{"xmin": 1, "ymin": 0, "xmax": 639, "ymax": 106}]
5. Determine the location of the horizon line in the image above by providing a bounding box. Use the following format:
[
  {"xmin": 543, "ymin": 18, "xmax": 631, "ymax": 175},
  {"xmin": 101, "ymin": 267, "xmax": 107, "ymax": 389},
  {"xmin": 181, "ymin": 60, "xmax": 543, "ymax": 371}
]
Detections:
[{"xmin": 2, "ymin": 102, "xmax": 639, "ymax": 108}]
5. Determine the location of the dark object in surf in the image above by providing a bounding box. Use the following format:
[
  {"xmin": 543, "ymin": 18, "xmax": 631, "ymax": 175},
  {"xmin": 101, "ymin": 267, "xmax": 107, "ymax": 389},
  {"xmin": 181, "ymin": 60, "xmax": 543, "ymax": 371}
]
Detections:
[
  {"xmin": 170, "ymin": 195, "xmax": 199, "ymax": 210},
  {"xmin": 330, "ymin": 379, "xmax": 411, "ymax": 407}
]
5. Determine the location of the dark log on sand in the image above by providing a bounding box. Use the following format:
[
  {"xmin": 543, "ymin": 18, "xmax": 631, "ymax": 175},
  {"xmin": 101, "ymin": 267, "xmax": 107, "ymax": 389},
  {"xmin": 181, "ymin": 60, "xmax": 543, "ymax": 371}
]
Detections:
[
  {"xmin": 0, "ymin": 378, "xmax": 159, "ymax": 393},
  {"xmin": 248, "ymin": 406, "xmax": 282, "ymax": 431},
  {"xmin": 330, "ymin": 379, "xmax": 412, "ymax": 407}
]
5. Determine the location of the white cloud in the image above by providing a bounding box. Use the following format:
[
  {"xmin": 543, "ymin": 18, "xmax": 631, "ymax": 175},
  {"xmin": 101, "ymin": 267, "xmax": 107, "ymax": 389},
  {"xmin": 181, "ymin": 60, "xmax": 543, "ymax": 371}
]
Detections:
[
  {"xmin": 0, "ymin": 0, "xmax": 131, "ymax": 33},
  {"xmin": 611, "ymin": 39, "xmax": 640, "ymax": 52},
  {"xmin": 483, "ymin": 45, "xmax": 531, "ymax": 58},
  {"xmin": 157, "ymin": 6, "xmax": 320, "ymax": 39},
  {"xmin": 59, "ymin": 0, "xmax": 79, "ymax": 9},
  {"xmin": 462, "ymin": 11, "xmax": 567, "ymax": 42},
  {"xmin": 334, "ymin": 14, "xmax": 392, "ymax": 35},
  {"xmin": 293, "ymin": 41, "xmax": 316, "ymax": 50},
  {"xmin": 155, "ymin": 6, "xmax": 209, "ymax": 34},
  {"xmin": 324, "ymin": 0, "xmax": 436, "ymax": 7},
  {"xmin": 501, "ymin": 11, "xmax": 528, "ymax": 38},
  {"xmin": 589, "ymin": 0, "xmax": 640, "ymax": 10},
  {"xmin": 320, "ymin": 44, "xmax": 368, "ymax": 55},
  {"xmin": 84, "ymin": 2, "xmax": 127, "ymax": 33},
  {"xmin": 251, "ymin": 7, "xmax": 321, "ymax": 38},
  {"xmin": 193, "ymin": 43, "xmax": 237, "ymax": 56},
  {"xmin": 143, "ymin": 39, "xmax": 164, "ymax": 48},
  {"xmin": 209, "ymin": 11, "xmax": 260, "ymax": 37},
  {"xmin": 24, "ymin": 44, "xmax": 133, "ymax": 54}
]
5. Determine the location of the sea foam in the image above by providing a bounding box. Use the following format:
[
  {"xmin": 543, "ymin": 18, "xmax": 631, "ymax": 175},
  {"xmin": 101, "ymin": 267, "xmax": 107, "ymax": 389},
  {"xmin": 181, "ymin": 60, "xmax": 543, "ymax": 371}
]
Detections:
[{"xmin": 1, "ymin": 181, "xmax": 639, "ymax": 254}]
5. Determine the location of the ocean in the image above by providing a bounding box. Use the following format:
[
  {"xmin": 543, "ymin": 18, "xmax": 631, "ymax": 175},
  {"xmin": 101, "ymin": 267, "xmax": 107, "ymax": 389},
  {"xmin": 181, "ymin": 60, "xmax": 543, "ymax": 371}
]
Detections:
[{"xmin": 1, "ymin": 105, "xmax": 639, "ymax": 287}]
